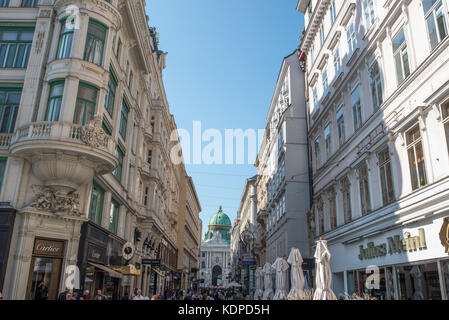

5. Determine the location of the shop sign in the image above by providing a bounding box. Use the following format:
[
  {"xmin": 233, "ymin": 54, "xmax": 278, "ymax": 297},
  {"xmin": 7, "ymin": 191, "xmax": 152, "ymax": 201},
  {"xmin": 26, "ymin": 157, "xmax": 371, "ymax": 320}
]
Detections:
[
  {"xmin": 142, "ymin": 259, "xmax": 160, "ymax": 265},
  {"xmin": 87, "ymin": 243, "xmax": 106, "ymax": 264},
  {"xmin": 358, "ymin": 228, "xmax": 427, "ymax": 261},
  {"xmin": 33, "ymin": 238, "xmax": 65, "ymax": 258},
  {"xmin": 440, "ymin": 218, "xmax": 449, "ymax": 253}
]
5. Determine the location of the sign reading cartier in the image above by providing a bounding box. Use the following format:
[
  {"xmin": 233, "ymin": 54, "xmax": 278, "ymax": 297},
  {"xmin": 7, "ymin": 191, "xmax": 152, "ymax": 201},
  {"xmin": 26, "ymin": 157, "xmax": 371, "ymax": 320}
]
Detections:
[{"xmin": 358, "ymin": 229, "xmax": 427, "ymax": 261}]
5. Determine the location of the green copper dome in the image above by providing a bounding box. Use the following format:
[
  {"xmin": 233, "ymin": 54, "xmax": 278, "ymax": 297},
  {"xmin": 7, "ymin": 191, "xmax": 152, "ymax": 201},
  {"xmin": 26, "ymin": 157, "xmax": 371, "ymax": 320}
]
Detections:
[{"xmin": 204, "ymin": 206, "xmax": 231, "ymax": 243}]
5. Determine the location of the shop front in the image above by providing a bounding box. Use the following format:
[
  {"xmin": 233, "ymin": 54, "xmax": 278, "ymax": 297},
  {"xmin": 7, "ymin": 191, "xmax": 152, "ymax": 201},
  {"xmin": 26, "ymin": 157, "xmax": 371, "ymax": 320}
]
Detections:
[
  {"xmin": 77, "ymin": 221, "xmax": 123, "ymax": 299},
  {"xmin": 25, "ymin": 237, "xmax": 66, "ymax": 300},
  {"xmin": 329, "ymin": 216, "xmax": 449, "ymax": 300},
  {"xmin": 0, "ymin": 204, "xmax": 15, "ymax": 293}
]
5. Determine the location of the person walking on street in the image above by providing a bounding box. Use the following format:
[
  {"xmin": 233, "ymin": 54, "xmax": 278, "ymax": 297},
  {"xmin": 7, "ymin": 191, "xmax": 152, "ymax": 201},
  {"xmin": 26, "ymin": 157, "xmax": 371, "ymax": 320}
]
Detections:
[
  {"xmin": 133, "ymin": 289, "xmax": 145, "ymax": 300},
  {"xmin": 35, "ymin": 282, "xmax": 48, "ymax": 300},
  {"xmin": 121, "ymin": 291, "xmax": 130, "ymax": 300},
  {"xmin": 82, "ymin": 290, "xmax": 90, "ymax": 300},
  {"xmin": 94, "ymin": 289, "xmax": 106, "ymax": 300},
  {"xmin": 58, "ymin": 288, "xmax": 71, "ymax": 301}
]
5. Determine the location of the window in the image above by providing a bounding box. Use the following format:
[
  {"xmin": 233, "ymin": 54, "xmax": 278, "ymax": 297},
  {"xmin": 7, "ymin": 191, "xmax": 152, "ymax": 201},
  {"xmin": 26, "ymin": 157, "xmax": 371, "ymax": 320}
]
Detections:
[
  {"xmin": 336, "ymin": 105, "xmax": 345, "ymax": 145},
  {"xmin": 358, "ymin": 162, "xmax": 371, "ymax": 215},
  {"xmin": 441, "ymin": 99, "xmax": 449, "ymax": 153},
  {"xmin": 324, "ymin": 124, "xmax": 331, "ymax": 159},
  {"xmin": 128, "ymin": 70, "xmax": 133, "ymax": 90},
  {"xmin": 21, "ymin": 0, "xmax": 38, "ymax": 7},
  {"xmin": 317, "ymin": 199, "xmax": 324, "ymax": 234},
  {"xmin": 423, "ymin": 0, "xmax": 448, "ymax": 51},
  {"xmin": 314, "ymin": 137, "xmax": 321, "ymax": 169},
  {"xmin": 0, "ymin": 157, "xmax": 6, "ymax": 193},
  {"xmin": 89, "ymin": 182, "xmax": 104, "ymax": 225},
  {"xmin": 57, "ymin": 19, "xmax": 74, "ymax": 59},
  {"xmin": 102, "ymin": 118, "xmax": 112, "ymax": 136},
  {"xmin": 311, "ymin": 44, "xmax": 315, "ymax": 66},
  {"xmin": 0, "ymin": 27, "xmax": 34, "ymax": 68},
  {"xmin": 114, "ymin": 145, "xmax": 124, "ymax": 181},
  {"xmin": 347, "ymin": 20, "xmax": 357, "ymax": 56},
  {"xmin": 363, "ymin": 0, "xmax": 375, "ymax": 30},
  {"xmin": 0, "ymin": 1, "xmax": 10, "ymax": 7},
  {"xmin": 352, "ymin": 86, "xmax": 362, "ymax": 131},
  {"xmin": 116, "ymin": 37, "xmax": 121, "ymax": 59},
  {"xmin": 119, "ymin": 99, "xmax": 129, "ymax": 139},
  {"xmin": 84, "ymin": 20, "xmax": 107, "ymax": 66},
  {"xmin": 105, "ymin": 68, "xmax": 117, "ymax": 116},
  {"xmin": 313, "ymin": 87, "xmax": 319, "ymax": 112},
  {"xmin": 333, "ymin": 47, "xmax": 341, "ymax": 76},
  {"xmin": 342, "ymin": 177, "xmax": 352, "ymax": 223},
  {"xmin": 406, "ymin": 124, "xmax": 427, "ymax": 190},
  {"xmin": 322, "ymin": 69, "xmax": 329, "ymax": 94},
  {"xmin": 369, "ymin": 60, "xmax": 383, "ymax": 110},
  {"xmin": 330, "ymin": 1, "xmax": 337, "ymax": 24},
  {"xmin": 74, "ymin": 83, "xmax": 97, "ymax": 125},
  {"xmin": 45, "ymin": 82, "xmax": 64, "ymax": 122},
  {"xmin": 109, "ymin": 199, "xmax": 119, "ymax": 234},
  {"xmin": 392, "ymin": 27, "xmax": 410, "ymax": 84},
  {"xmin": 378, "ymin": 147, "xmax": 395, "ymax": 205},
  {"xmin": 144, "ymin": 187, "xmax": 149, "ymax": 206},
  {"xmin": 147, "ymin": 149, "xmax": 152, "ymax": 166},
  {"xmin": 329, "ymin": 188, "xmax": 337, "ymax": 229},
  {"xmin": 0, "ymin": 86, "xmax": 21, "ymax": 133},
  {"xmin": 320, "ymin": 25, "xmax": 325, "ymax": 46}
]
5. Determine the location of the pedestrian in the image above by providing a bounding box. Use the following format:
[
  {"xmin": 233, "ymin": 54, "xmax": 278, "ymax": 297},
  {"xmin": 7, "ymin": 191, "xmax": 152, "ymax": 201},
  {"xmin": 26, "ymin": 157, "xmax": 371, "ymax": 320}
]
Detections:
[
  {"xmin": 121, "ymin": 291, "xmax": 130, "ymax": 300},
  {"xmin": 82, "ymin": 290, "xmax": 90, "ymax": 300},
  {"xmin": 72, "ymin": 292, "xmax": 80, "ymax": 300},
  {"xmin": 0, "ymin": 292, "xmax": 3, "ymax": 300},
  {"xmin": 58, "ymin": 288, "xmax": 71, "ymax": 301},
  {"xmin": 133, "ymin": 289, "xmax": 145, "ymax": 300},
  {"xmin": 65, "ymin": 293, "xmax": 73, "ymax": 300},
  {"xmin": 151, "ymin": 294, "xmax": 161, "ymax": 300},
  {"xmin": 94, "ymin": 289, "xmax": 106, "ymax": 300},
  {"xmin": 35, "ymin": 282, "xmax": 48, "ymax": 300}
]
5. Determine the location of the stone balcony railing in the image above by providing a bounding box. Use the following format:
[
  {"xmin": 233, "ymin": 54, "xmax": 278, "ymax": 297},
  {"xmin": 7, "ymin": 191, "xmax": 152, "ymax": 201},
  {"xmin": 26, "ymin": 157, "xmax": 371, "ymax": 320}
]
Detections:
[{"xmin": 0, "ymin": 133, "xmax": 13, "ymax": 149}]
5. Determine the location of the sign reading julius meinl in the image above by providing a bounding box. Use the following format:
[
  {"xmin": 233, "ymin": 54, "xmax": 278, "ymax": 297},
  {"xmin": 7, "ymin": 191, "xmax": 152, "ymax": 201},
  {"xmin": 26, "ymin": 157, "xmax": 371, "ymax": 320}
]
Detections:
[{"xmin": 33, "ymin": 238, "xmax": 65, "ymax": 258}]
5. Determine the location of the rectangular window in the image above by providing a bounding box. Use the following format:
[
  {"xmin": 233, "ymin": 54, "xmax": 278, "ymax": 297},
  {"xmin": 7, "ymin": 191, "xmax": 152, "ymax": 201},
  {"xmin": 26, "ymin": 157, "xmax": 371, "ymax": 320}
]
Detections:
[
  {"xmin": 119, "ymin": 99, "xmax": 129, "ymax": 139},
  {"xmin": 329, "ymin": 188, "xmax": 337, "ymax": 230},
  {"xmin": 347, "ymin": 20, "xmax": 357, "ymax": 56},
  {"xmin": 116, "ymin": 37, "xmax": 121, "ymax": 59},
  {"xmin": 334, "ymin": 47, "xmax": 341, "ymax": 76},
  {"xmin": 114, "ymin": 145, "xmax": 124, "ymax": 181},
  {"xmin": 330, "ymin": 1, "xmax": 337, "ymax": 24},
  {"xmin": 378, "ymin": 146, "xmax": 395, "ymax": 205},
  {"xmin": 84, "ymin": 20, "xmax": 107, "ymax": 66},
  {"xmin": 74, "ymin": 83, "xmax": 97, "ymax": 125},
  {"xmin": 89, "ymin": 182, "xmax": 104, "ymax": 225},
  {"xmin": 363, "ymin": 0, "xmax": 375, "ymax": 30},
  {"xmin": 342, "ymin": 177, "xmax": 352, "ymax": 223},
  {"xmin": 423, "ymin": 0, "xmax": 448, "ymax": 51},
  {"xmin": 147, "ymin": 149, "xmax": 152, "ymax": 166},
  {"xmin": 358, "ymin": 162, "xmax": 371, "ymax": 215},
  {"xmin": 21, "ymin": 0, "xmax": 38, "ymax": 7},
  {"xmin": 322, "ymin": 69, "xmax": 328, "ymax": 94},
  {"xmin": 314, "ymin": 137, "xmax": 321, "ymax": 169},
  {"xmin": 311, "ymin": 45, "xmax": 315, "ymax": 66},
  {"xmin": 0, "ymin": 1, "xmax": 10, "ymax": 7},
  {"xmin": 317, "ymin": 200, "xmax": 324, "ymax": 234},
  {"xmin": 313, "ymin": 87, "xmax": 319, "ymax": 112},
  {"xmin": 320, "ymin": 26, "xmax": 325, "ymax": 46},
  {"xmin": 406, "ymin": 124, "xmax": 427, "ymax": 190},
  {"xmin": 369, "ymin": 60, "xmax": 383, "ymax": 110},
  {"xmin": 128, "ymin": 70, "xmax": 133, "ymax": 90},
  {"xmin": 0, "ymin": 157, "xmax": 6, "ymax": 193},
  {"xmin": 0, "ymin": 86, "xmax": 21, "ymax": 133},
  {"xmin": 0, "ymin": 27, "xmax": 34, "ymax": 68},
  {"xmin": 45, "ymin": 82, "xmax": 64, "ymax": 122},
  {"xmin": 392, "ymin": 27, "xmax": 410, "ymax": 84},
  {"xmin": 105, "ymin": 68, "xmax": 117, "ymax": 116},
  {"xmin": 441, "ymin": 99, "xmax": 449, "ymax": 153},
  {"xmin": 57, "ymin": 20, "xmax": 73, "ymax": 59},
  {"xmin": 352, "ymin": 86, "xmax": 362, "ymax": 131},
  {"xmin": 336, "ymin": 105, "xmax": 345, "ymax": 145},
  {"xmin": 108, "ymin": 199, "xmax": 119, "ymax": 234},
  {"xmin": 102, "ymin": 118, "xmax": 112, "ymax": 136},
  {"xmin": 324, "ymin": 124, "xmax": 331, "ymax": 159},
  {"xmin": 144, "ymin": 187, "xmax": 149, "ymax": 206}
]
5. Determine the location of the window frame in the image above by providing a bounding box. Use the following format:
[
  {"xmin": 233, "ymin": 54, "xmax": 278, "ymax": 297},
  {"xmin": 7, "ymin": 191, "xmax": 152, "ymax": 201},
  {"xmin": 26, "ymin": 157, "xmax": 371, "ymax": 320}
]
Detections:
[
  {"xmin": 0, "ymin": 84, "xmax": 22, "ymax": 133},
  {"xmin": 423, "ymin": 0, "xmax": 448, "ymax": 51},
  {"xmin": 406, "ymin": 124, "xmax": 428, "ymax": 190},
  {"xmin": 89, "ymin": 181, "xmax": 104, "ymax": 226},
  {"xmin": 83, "ymin": 19, "xmax": 107, "ymax": 66},
  {"xmin": 45, "ymin": 80, "xmax": 65, "ymax": 122},
  {"xmin": 0, "ymin": 25, "xmax": 34, "ymax": 69}
]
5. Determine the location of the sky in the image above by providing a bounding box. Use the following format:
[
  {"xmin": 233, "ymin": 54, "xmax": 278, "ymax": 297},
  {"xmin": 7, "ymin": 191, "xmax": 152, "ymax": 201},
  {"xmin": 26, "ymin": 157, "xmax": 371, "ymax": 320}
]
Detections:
[{"xmin": 145, "ymin": 0, "xmax": 304, "ymax": 239}]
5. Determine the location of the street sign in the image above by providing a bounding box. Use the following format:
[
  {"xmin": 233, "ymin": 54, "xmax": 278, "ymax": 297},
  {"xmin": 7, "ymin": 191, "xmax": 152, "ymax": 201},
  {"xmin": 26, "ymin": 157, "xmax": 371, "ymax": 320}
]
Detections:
[{"xmin": 142, "ymin": 259, "xmax": 160, "ymax": 265}]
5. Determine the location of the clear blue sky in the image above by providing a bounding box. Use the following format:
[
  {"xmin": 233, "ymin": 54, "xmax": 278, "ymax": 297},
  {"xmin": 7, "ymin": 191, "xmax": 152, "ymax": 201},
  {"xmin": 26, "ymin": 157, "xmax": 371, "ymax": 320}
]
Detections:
[{"xmin": 145, "ymin": 0, "xmax": 304, "ymax": 239}]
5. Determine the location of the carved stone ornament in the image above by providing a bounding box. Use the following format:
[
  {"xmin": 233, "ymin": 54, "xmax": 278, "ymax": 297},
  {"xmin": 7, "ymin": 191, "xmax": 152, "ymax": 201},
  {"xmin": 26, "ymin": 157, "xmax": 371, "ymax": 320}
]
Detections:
[
  {"xmin": 30, "ymin": 185, "xmax": 81, "ymax": 217},
  {"xmin": 81, "ymin": 117, "xmax": 109, "ymax": 149}
]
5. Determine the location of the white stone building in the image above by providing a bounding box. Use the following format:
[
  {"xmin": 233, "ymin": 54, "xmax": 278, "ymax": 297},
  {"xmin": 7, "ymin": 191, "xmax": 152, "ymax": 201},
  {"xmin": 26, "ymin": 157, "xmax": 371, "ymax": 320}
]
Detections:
[{"xmin": 298, "ymin": 0, "xmax": 449, "ymax": 299}]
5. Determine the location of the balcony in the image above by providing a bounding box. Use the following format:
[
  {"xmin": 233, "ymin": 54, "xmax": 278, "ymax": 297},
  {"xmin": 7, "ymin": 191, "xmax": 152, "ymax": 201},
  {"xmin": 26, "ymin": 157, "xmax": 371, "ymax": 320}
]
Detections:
[
  {"xmin": 140, "ymin": 162, "xmax": 159, "ymax": 182},
  {"xmin": 10, "ymin": 119, "xmax": 118, "ymax": 191},
  {"xmin": 0, "ymin": 134, "xmax": 13, "ymax": 149}
]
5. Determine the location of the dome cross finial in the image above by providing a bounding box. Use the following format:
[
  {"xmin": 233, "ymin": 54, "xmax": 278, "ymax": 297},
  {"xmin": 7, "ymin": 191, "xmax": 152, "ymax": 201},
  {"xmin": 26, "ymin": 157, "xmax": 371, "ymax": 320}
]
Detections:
[{"xmin": 219, "ymin": 205, "xmax": 222, "ymax": 211}]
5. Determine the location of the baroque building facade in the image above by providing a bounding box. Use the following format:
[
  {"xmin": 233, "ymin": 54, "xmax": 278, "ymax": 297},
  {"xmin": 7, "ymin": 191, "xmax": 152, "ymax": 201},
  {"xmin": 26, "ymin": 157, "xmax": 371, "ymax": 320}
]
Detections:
[
  {"xmin": 0, "ymin": 0, "xmax": 200, "ymax": 300},
  {"xmin": 298, "ymin": 0, "xmax": 449, "ymax": 300},
  {"xmin": 254, "ymin": 51, "xmax": 311, "ymax": 277},
  {"xmin": 199, "ymin": 206, "xmax": 231, "ymax": 288}
]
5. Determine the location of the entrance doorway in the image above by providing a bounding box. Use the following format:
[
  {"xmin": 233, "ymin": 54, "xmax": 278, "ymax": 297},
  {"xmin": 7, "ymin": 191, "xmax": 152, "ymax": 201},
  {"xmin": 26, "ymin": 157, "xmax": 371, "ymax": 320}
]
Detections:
[{"xmin": 212, "ymin": 265, "xmax": 222, "ymax": 286}]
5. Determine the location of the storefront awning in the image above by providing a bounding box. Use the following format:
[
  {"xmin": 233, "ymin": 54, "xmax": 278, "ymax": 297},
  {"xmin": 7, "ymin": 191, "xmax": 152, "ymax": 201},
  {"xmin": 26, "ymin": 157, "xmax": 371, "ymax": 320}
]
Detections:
[
  {"xmin": 89, "ymin": 262, "xmax": 123, "ymax": 279},
  {"xmin": 152, "ymin": 267, "xmax": 165, "ymax": 278}
]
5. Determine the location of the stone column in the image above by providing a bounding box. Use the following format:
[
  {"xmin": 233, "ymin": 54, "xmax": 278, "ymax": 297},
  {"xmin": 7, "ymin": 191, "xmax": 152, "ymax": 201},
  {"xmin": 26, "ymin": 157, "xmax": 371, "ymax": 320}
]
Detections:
[
  {"xmin": 59, "ymin": 75, "xmax": 80, "ymax": 123},
  {"xmin": 71, "ymin": 12, "xmax": 89, "ymax": 60}
]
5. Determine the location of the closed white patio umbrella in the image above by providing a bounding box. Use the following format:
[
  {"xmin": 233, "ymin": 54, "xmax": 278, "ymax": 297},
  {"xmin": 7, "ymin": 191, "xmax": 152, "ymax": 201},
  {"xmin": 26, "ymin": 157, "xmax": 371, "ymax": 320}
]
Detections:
[
  {"xmin": 313, "ymin": 239, "xmax": 337, "ymax": 300},
  {"xmin": 262, "ymin": 262, "xmax": 274, "ymax": 300},
  {"xmin": 254, "ymin": 267, "xmax": 264, "ymax": 300},
  {"xmin": 287, "ymin": 246, "xmax": 306, "ymax": 300},
  {"xmin": 272, "ymin": 257, "xmax": 289, "ymax": 300}
]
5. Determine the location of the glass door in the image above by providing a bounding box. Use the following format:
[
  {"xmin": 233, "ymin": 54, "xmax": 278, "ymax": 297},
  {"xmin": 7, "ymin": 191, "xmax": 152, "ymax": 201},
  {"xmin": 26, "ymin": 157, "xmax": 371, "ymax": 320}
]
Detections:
[{"xmin": 26, "ymin": 256, "xmax": 62, "ymax": 300}]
